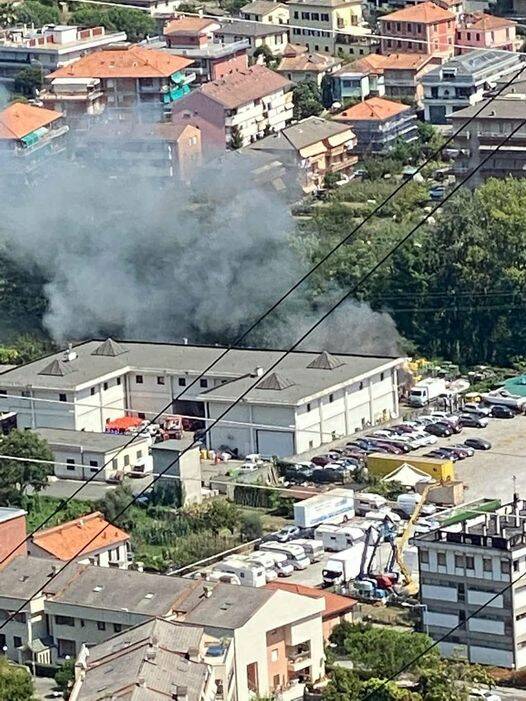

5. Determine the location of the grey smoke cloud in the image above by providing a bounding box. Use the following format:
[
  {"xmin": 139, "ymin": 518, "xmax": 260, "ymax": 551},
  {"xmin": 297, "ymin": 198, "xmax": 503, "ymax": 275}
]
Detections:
[{"xmin": 2, "ymin": 150, "xmax": 402, "ymax": 356}]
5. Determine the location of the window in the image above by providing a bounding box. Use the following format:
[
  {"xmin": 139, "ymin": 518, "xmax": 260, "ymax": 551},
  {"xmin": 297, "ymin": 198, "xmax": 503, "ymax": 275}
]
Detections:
[
  {"xmin": 293, "ymin": 10, "xmax": 298, "ymax": 18},
  {"xmin": 114, "ymin": 623, "xmax": 122, "ymax": 633},
  {"xmin": 136, "ymin": 450, "xmax": 142, "ymax": 460},
  {"xmin": 178, "ymin": 378, "xmax": 186, "ymax": 387},
  {"xmin": 386, "ymin": 21, "xmax": 391, "ymax": 30},
  {"xmin": 157, "ymin": 376, "xmax": 165, "ymax": 385},
  {"xmin": 124, "ymin": 455, "xmax": 130, "ymax": 466},
  {"xmin": 396, "ymin": 22, "xmax": 401, "ymax": 30},
  {"xmin": 103, "ymin": 382, "xmax": 108, "ymax": 391},
  {"xmin": 455, "ymin": 554, "xmax": 465, "ymax": 568},
  {"xmin": 112, "ymin": 458, "xmax": 118, "ymax": 470},
  {"xmin": 90, "ymin": 387, "xmax": 96, "ymax": 396},
  {"xmin": 56, "ymin": 615, "xmax": 75, "ymax": 627},
  {"xmin": 13, "ymin": 636, "xmax": 21, "ymax": 649},
  {"xmin": 359, "ymin": 381, "xmax": 363, "ymax": 390},
  {"xmin": 380, "ymin": 372, "xmax": 384, "ymax": 381},
  {"xmin": 66, "ymin": 459, "xmax": 75, "ymax": 471},
  {"xmin": 116, "ymin": 377, "xmax": 121, "ymax": 386},
  {"xmin": 58, "ymin": 639, "xmax": 76, "ymax": 658},
  {"xmin": 138, "ymin": 412, "xmax": 145, "ymax": 419},
  {"xmin": 89, "ymin": 460, "xmax": 98, "ymax": 468},
  {"xmin": 437, "ymin": 552, "xmax": 446, "ymax": 566},
  {"xmin": 329, "ymin": 393, "xmax": 334, "ymax": 403},
  {"xmin": 501, "ymin": 559, "xmax": 511, "ymax": 574},
  {"xmin": 483, "ymin": 558, "xmax": 492, "ymax": 572},
  {"xmin": 59, "ymin": 393, "xmax": 67, "ymax": 402},
  {"xmin": 136, "ymin": 375, "xmax": 143, "ymax": 384},
  {"xmin": 306, "ymin": 403, "xmax": 311, "ymax": 412},
  {"xmin": 321, "ymin": 13, "xmax": 329, "ymax": 21},
  {"xmin": 514, "ymin": 560, "xmax": 520, "ymax": 573},
  {"xmin": 273, "ymin": 675, "xmax": 280, "ymax": 688},
  {"xmin": 200, "ymin": 379, "xmax": 208, "ymax": 388},
  {"xmin": 271, "ymin": 648, "xmax": 279, "ymax": 662},
  {"xmin": 457, "ymin": 582, "xmax": 465, "ymax": 601},
  {"xmin": 466, "ymin": 556, "xmax": 474, "ymax": 570},
  {"xmin": 420, "ymin": 550, "xmax": 429, "ymax": 564},
  {"xmin": 80, "ymin": 620, "xmax": 85, "ymax": 628},
  {"xmin": 13, "ymin": 613, "xmax": 25, "ymax": 623},
  {"xmin": 458, "ymin": 610, "xmax": 466, "ymax": 627},
  {"xmin": 97, "ymin": 621, "xmax": 106, "ymax": 631},
  {"xmin": 21, "ymin": 390, "xmax": 30, "ymax": 398},
  {"xmin": 301, "ymin": 11, "xmax": 310, "ymax": 19},
  {"xmin": 312, "ymin": 11, "xmax": 319, "ymax": 19}
]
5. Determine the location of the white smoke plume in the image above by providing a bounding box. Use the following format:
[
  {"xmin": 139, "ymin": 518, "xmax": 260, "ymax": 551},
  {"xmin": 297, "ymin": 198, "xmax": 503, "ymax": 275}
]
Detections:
[{"xmin": 1, "ymin": 149, "xmax": 402, "ymax": 356}]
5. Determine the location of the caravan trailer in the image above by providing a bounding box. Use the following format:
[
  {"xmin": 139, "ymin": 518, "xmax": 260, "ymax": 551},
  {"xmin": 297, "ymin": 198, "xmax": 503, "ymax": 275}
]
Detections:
[
  {"xmin": 354, "ymin": 492, "xmax": 388, "ymax": 516},
  {"xmin": 259, "ymin": 542, "xmax": 310, "ymax": 570},
  {"xmin": 289, "ymin": 539, "xmax": 324, "ymax": 563},
  {"xmin": 248, "ymin": 551, "xmax": 294, "ymax": 578},
  {"xmin": 315, "ymin": 524, "xmax": 366, "ymax": 552},
  {"xmin": 213, "ymin": 558, "xmax": 267, "ymax": 588}
]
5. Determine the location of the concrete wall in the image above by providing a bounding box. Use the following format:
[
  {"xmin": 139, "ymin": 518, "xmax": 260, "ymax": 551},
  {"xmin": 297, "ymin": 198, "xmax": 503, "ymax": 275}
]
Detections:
[{"xmin": 152, "ymin": 444, "xmax": 202, "ymax": 505}]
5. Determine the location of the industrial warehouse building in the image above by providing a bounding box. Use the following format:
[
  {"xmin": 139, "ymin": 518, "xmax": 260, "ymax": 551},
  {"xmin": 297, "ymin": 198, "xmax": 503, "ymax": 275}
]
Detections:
[{"xmin": 0, "ymin": 339, "xmax": 405, "ymax": 457}]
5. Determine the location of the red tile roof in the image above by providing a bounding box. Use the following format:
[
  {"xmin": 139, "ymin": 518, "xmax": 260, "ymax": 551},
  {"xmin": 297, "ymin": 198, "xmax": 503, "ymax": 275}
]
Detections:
[
  {"xmin": 0, "ymin": 102, "xmax": 62, "ymax": 140},
  {"xmin": 265, "ymin": 581, "xmax": 357, "ymax": 616},
  {"xmin": 459, "ymin": 11, "xmax": 516, "ymax": 30},
  {"xmin": 333, "ymin": 96, "xmax": 410, "ymax": 122},
  {"xmin": 342, "ymin": 52, "xmax": 433, "ymax": 76},
  {"xmin": 381, "ymin": 1, "xmax": 454, "ymax": 23},
  {"xmin": 31, "ymin": 512, "xmax": 129, "ymax": 561},
  {"xmin": 199, "ymin": 65, "xmax": 292, "ymax": 109},
  {"xmin": 164, "ymin": 16, "xmax": 219, "ymax": 35},
  {"xmin": 49, "ymin": 45, "xmax": 193, "ymax": 80}
]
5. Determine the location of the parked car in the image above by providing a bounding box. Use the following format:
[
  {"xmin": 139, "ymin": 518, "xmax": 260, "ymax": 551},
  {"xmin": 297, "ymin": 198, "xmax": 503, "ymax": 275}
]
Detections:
[
  {"xmin": 464, "ymin": 437, "xmax": 492, "ymax": 450},
  {"xmin": 312, "ymin": 455, "xmax": 332, "ymax": 466},
  {"xmin": 364, "ymin": 439, "xmax": 404, "ymax": 455},
  {"xmin": 459, "ymin": 414, "xmax": 489, "ymax": 428},
  {"xmin": 425, "ymin": 422, "xmax": 452, "ymax": 437},
  {"xmin": 424, "ymin": 449, "xmax": 454, "ymax": 460},
  {"xmin": 435, "ymin": 418, "xmax": 463, "ymax": 434},
  {"xmin": 429, "ymin": 185, "xmax": 446, "ymax": 200},
  {"xmin": 463, "ymin": 403, "xmax": 491, "ymax": 417},
  {"xmin": 490, "ymin": 404, "xmax": 515, "ymax": 419},
  {"xmin": 264, "ymin": 526, "xmax": 302, "ymax": 543},
  {"xmin": 439, "ymin": 446, "xmax": 469, "ymax": 460},
  {"xmin": 311, "ymin": 467, "xmax": 344, "ymax": 484},
  {"xmin": 453, "ymin": 443, "xmax": 475, "ymax": 457}
]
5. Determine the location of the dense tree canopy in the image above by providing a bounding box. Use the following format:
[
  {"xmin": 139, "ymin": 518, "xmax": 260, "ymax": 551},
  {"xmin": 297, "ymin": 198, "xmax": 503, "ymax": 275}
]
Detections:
[
  {"xmin": 293, "ymin": 79, "xmax": 324, "ymax": 120},
  {"xmin": 0, "ymin": 430, "xmax": 53, "ymax": 506},
  {"xmin": 0, "ymin": 657, "xmax": 35, "ymax": 701},
  {"xmin": 70, "ymin": 6, "xmax": 155, "ymax": 41}
]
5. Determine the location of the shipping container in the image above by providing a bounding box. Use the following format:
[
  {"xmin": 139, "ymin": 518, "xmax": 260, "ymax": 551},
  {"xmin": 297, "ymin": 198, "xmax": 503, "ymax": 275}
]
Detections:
[{"xmin": 366, "ymin": 453, "xmax": 454, "ymax": 481}]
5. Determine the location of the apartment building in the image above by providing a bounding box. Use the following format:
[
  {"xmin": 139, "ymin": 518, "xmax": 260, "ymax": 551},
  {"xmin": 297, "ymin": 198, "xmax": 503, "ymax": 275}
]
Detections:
[
  {"xmin": 0, "ymin": 339, "xmax": 405, "ymax": 457},
  {"xmin": 456, "ymin": 13, "xmax": 519, "ymax": 54},
  {"xmin": 333, "ymin": 96, "xmax": 418, "ymax": 154},
  {"xmin": 0, "ymin": 508, "xmax": 26, "ymax": 570},
  {"xmin": 414, "ymin": 499, "xmax": 526, "ymax": 668},
  {"xmin": 215, "ymin": 20, "xmax": 289, "ymax": 57},
  {"xmin": 28, "ymin": 512, "xmax": 131, "ymax": 569},
  {"xmin": 163, "ymin": 17, "xmax": 249, "ymax": 84},
  {"xmin": 172, "ymin": 65, "xmax": 293, "ymax": 149},
  {"xmin": 0, "ymin": 558, "xmax": 325, "ymax": 700},
  {"xmin": 46, "ymin": 44, "xmax": 195, "ymax": 121},
  {"xmin": 246, "ymin": 116, "xmax": 357, "ymax": 193},
  {"xmin": 449, "ymin": 94, "xmax": 526, "ymax": 185},
  {"xmin": 240, "ymin": 0, "xmax": 290, "ymax": 24},
  {"xmin": 69, "ymin": 618, "xmax": 221, "ymax": 701},
  {"xmin": 288, "ymin": 0, "xmax": 369, "ymax": 55},
  {"xmin": 0, "ymin": 24, "xmax": 127, "ymax": 83},
  {"xmin": 422, "ymin": 48, "xmax": 523, "ymax": 123},
  {"xmin": 0, "ymin": 102, "xmax": 68, "ymax": 174},
  {"xmin": 331, "ymin": 54, "xmax": 387, "ymax": 101},
  {"xmin": 379, "ymin": 2, "xmax": 456, "ymax": 58},
  {"xmin": 276, "ymin": 43, "xmax": 341, "ymax": 85}
]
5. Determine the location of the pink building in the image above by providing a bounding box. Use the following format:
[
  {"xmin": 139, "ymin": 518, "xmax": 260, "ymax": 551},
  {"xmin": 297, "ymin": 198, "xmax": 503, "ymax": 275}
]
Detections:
[
  {"xmin": 379, "ymin": 1, "xmax": 456, "ymax": 59},
  {"xmin": 456, "ymin": 13, "xmax": 519, "ymax": 53}
]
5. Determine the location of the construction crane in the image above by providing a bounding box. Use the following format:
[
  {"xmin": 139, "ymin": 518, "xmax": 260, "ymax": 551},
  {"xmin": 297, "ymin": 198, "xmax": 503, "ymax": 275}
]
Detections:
[{"xmin": 394, "ymin": 482, "xmax": 439, "ymax": 595}]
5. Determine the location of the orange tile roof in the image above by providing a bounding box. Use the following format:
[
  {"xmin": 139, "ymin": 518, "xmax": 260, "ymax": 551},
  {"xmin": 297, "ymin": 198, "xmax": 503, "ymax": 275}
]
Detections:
[
  {"xmin": 345, "ymin": 52, "xmax": 432, "ymax": 76},
  {"xmin": 199, "ymin": 65, "xmax": 292, "ymax": 109},
  {"xmin": 0, "ymin": 102, "xmax": 62, "ymax": 140},
  {"xmin": 265, "ymin": 581, "xmax": 357, "ymax": 616},
  {"xmin": 460, "ymin": 11, "xmax": 516, "ymax": 30},
  {"xmin": 49, "ymin": 45, "xmax": 193, "ymax": 80},
  {"xmin": 31, "ymin": 511, "xmax": 129, "ymax": 561},
  {"xmin": 333, "ymin": 96, "xmax": 410, "ymax": 122},
  {"xmin": 164, "ymin": 16, "xmax": 219, "ymax": 35},
  {"xmin": 381, "ymin": 1, "xmax": 454, "ymax": 23}
]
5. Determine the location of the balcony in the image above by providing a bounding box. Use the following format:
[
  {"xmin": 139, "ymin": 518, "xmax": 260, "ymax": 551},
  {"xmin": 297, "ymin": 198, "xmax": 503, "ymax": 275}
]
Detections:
[
  {"xmin": 287, "ymin": 644, "xmax": 311, "ymax": 672},
  {"xmin": 15, "ymin": 125, "xmax": 69, "ymax": 157}
]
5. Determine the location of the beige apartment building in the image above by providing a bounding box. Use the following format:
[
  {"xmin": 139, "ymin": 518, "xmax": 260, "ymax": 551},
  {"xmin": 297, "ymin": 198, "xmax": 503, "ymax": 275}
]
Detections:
[{"xmin": 288, "ymin": 0, "xmax": 370, "ymax": 55}]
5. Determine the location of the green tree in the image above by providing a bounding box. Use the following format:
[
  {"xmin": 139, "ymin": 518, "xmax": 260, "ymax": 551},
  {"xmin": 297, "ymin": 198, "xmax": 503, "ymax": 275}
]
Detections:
[
  {"xmin": 13, "ymin": 67, "xmax": 43, "ymax": 98},
  {"xmin": 0, "ymin": 657, "xmax": 35, "ymax": 701},
  {"xmin": 229, "ymin": 125, "xmax": 243, "ymax": 150},
  {"xmin": 203, "ymin": 499, "xmax": 240, "ymax": 534},
  {"xmin": 13, "ymin": 0, "xmax": 60, "ymax": 26},
  {"xmin": 320, "ymin": 73, "xmax": 334, "ymax": 109},
  {"xmin": 97, "ymin": 483, "xmax": 135, "ymax": 528},
  {"xmin": 253, "ymin": 44, "xmax": 276, "ymax": 68},
  {"xmin": 240, "ymin": 511, "xmax": 263, "ymax": 540},
  {"xmin": 292, "ymin": 79, "xmax": 323, "ymax": 120},
  {"xmin": 54, "ymin": 657, "xmax": 75, "ymax": 699},
  {"xmin": 150, "ymin": 480, "xmax": 183, "ymax": 507},
  {"xmin": 0, "ymin": 430, "xmax": 53, "ymax": 506},
  {"xmin": 322, "ymin": 668, "xmax": 362, "ymax": 701},
  {"xmin": 360, "ymin": 678, "xmax": 421, "ymax": 700},
  {"xmin": 70, "ymin": 6, "xmax": 155, "ymax": 41},
  {"xmin": 419, "ymin": 658, "xmax": 494, "ymax": 701}
]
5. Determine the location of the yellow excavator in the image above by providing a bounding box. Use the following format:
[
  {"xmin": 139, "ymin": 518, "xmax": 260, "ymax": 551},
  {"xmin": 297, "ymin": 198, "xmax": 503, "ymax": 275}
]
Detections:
[{"xmin": 394, "ymin": 482, "xmax": 440, "ymax": 595}]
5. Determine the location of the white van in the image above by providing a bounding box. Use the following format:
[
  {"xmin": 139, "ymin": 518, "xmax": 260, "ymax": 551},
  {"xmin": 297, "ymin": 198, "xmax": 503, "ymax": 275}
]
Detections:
[
  {"xmin": 215, "ymin": 558, "xmax": 267, "ymax": 588},
  {"xmin": 289, "ymin": 538, "xmax": 324, "ymax": 563},
  {"xmin": 249, "ymin": 551, "xmax": 294, "ymax": 578},
  {"xmin": 259, "ymin": 542, "xmax": 310, "ymax": 570},
  {"xmin": 315, "ymin": 524, "xmax": 366, "ymax": 552},
  {"xmin": 354, "ymin": 492, "xmax": 388, "ymax": 516}
]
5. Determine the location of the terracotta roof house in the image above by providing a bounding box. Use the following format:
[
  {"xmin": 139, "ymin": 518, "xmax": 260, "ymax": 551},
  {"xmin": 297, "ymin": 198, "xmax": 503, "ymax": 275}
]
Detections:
[
  {"xmin": 277, "ymin": 43, "xmax": 342, "ymax": 86},
  {"xmin": 266, "ymin": 581, "xmax": 357, "ymax": 640},
  {"xmin": 0, "ymin": 102, "xmax": 68, "ymax": 173},
  {"xmin": 28, "ymin": 511, "xmax": 131, "ymax": 568},
  {"xmin": 172, "ymin": 65, "xmax": 293, "ymax": 149},
  {"xmin": 333, "ymin": 96, "xmax": 418, "ymax": 154},
  {"xmin": 379, "ymin": 2, "xmax": 456, "ymax": 58},
  {"xmin": 456, "ymin": 12, "xmax": 519, "ymax": 54},
  {"xmin": 47, "ymin": 44, "xmax": 195, "ymax": 120},
  {"xmin": 215, "ymin": 19, "xmax": 289, "ymax": 57},
  {"xmin": 240, "ymin": 0, "xmax": 290, "ymax": 25}
]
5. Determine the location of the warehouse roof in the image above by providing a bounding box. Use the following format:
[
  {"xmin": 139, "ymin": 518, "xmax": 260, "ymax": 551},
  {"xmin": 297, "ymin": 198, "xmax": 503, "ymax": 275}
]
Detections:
[
  {"xmin": 35, "ymin": 427, "xmax": 146, "ymax": 452},
  {"xmin": 0, "ymin": 339, "xmax": 403, "ymax": 405}
]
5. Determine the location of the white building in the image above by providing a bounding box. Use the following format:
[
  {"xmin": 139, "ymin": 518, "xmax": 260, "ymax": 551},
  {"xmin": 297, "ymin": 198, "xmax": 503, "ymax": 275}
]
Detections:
[
  {"xmin": 35, "ymin": 427, "xmax": 151, "ymax": 481},
  {"xmin": 0, "ymin": 338, "xmax": 405, "ymax": 458},
  {"xmin": 0, "ymin": 25, "xmax": 127, "ymax": 84},
  {"xmin": 414, "ymin": 499, "xmax": 526, "ymax": 668}
]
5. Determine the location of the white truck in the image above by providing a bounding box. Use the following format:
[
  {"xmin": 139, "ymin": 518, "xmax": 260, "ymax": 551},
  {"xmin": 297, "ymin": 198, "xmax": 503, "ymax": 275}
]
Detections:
[
  {"xmin": 409, "ymin": 378, "xmax": 447, "ymax": 407},
  {"xmin": 322, "ymin": 543, "xmax": 365, "ymax": 587},
  {"xmin": 294, "ymin": 489, "xmax": 355, "ymax": 529}
]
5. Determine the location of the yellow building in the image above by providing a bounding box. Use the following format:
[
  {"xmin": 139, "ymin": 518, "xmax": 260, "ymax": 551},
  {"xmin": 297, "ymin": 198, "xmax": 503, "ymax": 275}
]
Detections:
[{"xmin": 288, "ymin": 0, "xmax": 370, "ymax": 56}]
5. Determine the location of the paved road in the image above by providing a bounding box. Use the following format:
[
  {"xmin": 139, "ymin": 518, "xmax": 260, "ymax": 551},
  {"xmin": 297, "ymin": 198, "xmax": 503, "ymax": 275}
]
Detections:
[{"xmin": 34, "ymin": 676, "xmax": 61, "ymax": 699}]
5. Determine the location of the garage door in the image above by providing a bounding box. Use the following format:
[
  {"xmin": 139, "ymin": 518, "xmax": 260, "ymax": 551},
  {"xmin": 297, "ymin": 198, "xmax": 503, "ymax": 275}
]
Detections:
[{"xmin": 256, "ymin": 430, "xmax": 294, "ymax": 458}]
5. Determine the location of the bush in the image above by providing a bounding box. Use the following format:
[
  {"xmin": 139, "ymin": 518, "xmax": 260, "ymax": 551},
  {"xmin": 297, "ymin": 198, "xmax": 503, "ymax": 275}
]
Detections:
[{"xmin": 240, "ymin": 511, "xmax": 263, "ymax": 540}]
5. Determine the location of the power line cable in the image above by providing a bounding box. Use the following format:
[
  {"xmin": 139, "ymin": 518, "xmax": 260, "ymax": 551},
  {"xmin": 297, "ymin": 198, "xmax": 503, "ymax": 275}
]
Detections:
[
  {"xmin": 1, "ymin": 48, "xmax": 524, "ymax": 572},
  {"xmin": 1, "ymin": 96, "xmax": 526, "ymax": 634}
]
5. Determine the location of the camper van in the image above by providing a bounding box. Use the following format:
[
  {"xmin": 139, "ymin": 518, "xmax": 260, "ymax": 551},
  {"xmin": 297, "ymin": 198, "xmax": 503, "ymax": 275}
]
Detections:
[
  {"xmin": 213, "ymin": 558, "xmax": 267, "ymax": 588},
  {"xmin": 315, "ymin": 524, "xmax": 366, "ymax": 552},
  {"xmin": 259, "ymin": 542, "xmax": 310, "ymax": 570},
  {"xmin": 354, "ymin": 492, "xmax": 388, "ymax": 516},
  {"xmin": 225, "ymin": 554, "xmax": 278, "ymax": 582},
  {"xmin": 289, "ymin": 539, "xmax": 324, "ymax": 563},
  {"xmin": 248, "ymin": 551, "xmax": 294, "ymax": 578}
]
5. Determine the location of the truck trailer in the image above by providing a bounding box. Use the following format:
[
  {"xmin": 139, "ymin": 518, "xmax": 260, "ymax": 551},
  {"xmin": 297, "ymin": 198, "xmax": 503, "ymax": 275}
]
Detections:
[
  {"xmin": 409, "ymin": 378, "xmax": 447, "ymax": 406},
  {"xmin": 294, "ymin": 488, "xmax": 355, "ymax": 529}
]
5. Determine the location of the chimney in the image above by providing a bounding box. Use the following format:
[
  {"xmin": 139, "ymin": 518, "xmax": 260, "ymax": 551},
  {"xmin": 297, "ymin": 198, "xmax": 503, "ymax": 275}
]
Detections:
[
  {"xmin": 187, "ymin": 646, "xmax": 200, "ymax": 662},
  {"xmin": 172, "ymin": 684, "xmax": 188, "ymax": 701},
  {"xmin": 138, "ymin": 676, "xmax": 146, "ymax": 688},
  {"xmin": 145, "ymin": 645, "xmax": 157, "ymax": 662}
]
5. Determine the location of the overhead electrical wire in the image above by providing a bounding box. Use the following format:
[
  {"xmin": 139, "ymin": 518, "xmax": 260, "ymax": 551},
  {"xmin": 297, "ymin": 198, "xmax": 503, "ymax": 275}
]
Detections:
[{"xmin": 2, "ymin": 92, "xmax": 526, "ymax": 635}]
